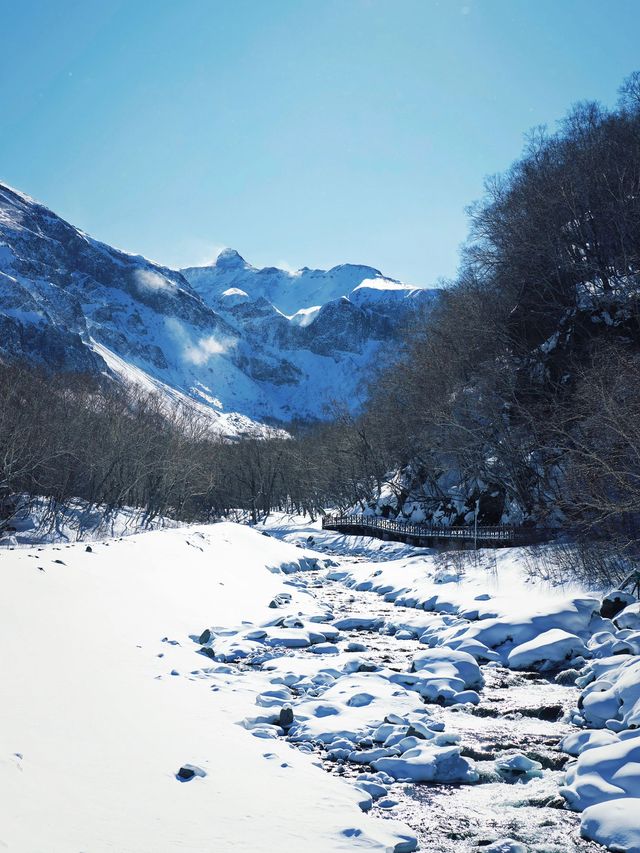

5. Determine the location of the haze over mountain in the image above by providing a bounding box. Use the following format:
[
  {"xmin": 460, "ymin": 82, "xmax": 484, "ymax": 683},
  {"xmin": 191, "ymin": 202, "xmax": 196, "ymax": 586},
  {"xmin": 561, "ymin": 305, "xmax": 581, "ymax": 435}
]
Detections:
[{"xmin": 0, "ymin": 182, "xmax": 440, "ymax": 433}]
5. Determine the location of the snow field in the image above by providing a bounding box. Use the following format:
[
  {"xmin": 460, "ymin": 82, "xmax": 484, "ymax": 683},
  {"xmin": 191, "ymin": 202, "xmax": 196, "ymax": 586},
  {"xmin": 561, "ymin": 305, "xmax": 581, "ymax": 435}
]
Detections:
[{"xmin": 0, "ymin": 522, "xmax": 419, "ymax": 852}]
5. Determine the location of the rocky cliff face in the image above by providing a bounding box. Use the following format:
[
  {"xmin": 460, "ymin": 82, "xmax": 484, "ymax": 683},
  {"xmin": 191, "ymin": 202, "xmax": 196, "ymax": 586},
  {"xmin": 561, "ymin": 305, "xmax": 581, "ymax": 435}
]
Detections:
[{"xmin": 0, "ymin": 182, "xmax": 440, "ymax": 431}]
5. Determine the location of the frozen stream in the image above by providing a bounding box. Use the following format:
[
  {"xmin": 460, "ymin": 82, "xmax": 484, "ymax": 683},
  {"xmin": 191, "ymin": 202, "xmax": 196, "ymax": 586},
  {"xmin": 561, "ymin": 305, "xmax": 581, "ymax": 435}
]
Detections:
[
  {"xmin": 195, "ymin": 533, "xmax": 605, "ymax": 853},
  {"xmin": 297, "ymin": 572, "xmax": 598, "ymax": 852}
]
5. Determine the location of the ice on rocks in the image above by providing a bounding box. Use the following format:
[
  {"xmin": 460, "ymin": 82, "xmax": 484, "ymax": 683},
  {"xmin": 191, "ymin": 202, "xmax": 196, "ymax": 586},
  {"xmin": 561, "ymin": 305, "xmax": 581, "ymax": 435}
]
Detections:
[{"xmin": 494, "ymin": 753, "xmax": 543, "ymax": 781}]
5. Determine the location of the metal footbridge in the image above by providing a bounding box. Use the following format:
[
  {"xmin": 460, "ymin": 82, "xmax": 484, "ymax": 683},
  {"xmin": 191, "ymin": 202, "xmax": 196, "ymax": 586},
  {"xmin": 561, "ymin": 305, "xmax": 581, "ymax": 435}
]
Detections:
[{"xmin": 321, "ymin": 513, "xmax": 545, "ymax": 548}]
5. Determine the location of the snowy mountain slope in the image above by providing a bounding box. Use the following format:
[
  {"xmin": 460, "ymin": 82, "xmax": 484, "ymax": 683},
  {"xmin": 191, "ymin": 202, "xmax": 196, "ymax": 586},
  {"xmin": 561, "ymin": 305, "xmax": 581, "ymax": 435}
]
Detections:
[
  {"xmin": 0, "ymin": 183, "xmax": 266, "ymax": 434},
  {"xmin": 182, "ymin": 253, "xmax": 440, "ymax": 419},
  {"xmin": 0, "ymin": 182, "xmax": 440, "ymax": 426}
]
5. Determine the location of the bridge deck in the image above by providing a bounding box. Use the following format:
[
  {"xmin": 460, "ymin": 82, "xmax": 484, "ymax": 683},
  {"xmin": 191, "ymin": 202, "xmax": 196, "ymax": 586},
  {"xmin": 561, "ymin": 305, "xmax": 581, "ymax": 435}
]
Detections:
[{"xmin": 321, "ymin": 514, "xmax": 545, "ymax": 548}]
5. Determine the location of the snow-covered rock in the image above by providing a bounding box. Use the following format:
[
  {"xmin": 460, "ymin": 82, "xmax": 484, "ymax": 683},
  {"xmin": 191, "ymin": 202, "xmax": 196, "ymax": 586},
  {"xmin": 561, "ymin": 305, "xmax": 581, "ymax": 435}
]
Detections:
[
  {"xmin": 494, "ymin": 753, "xmax": 543, "ymax": 781},
  {"xmin": 372, "ymin": 742, "xmax": 478, "ymax": 784},
  {"xmin": 562, "ymin": 731, "xmax": 640, "ymax": 811},
  {"xmin": 411, "ymin": 647, "xmax": 483, "ymax": 689},
  {"xmin": 483, "ymin": 840, "xmax": 527, "ymax": 853},
  {"xmin": 559, "ymin": 729, "xmax": 622, "ymax": 757},
  {"xmin": 587, "ymin": 630, "xmax": 634, "ymax": 658},
  {"xmin": 578, "ymin": 655, "xmax": 640, "ymax": 729},
  {"xmin": 581, "ymin": 797, "xmax": 640, "ymax": 852},
  {"xmin": 287, "ymin": 673, "xmax": 427, "ymax": 745},
  {"xmin": 616, "ymin": 602, "xmax": 640, "ymax": 630},
  {"xmin": 507, "ymin": 628, "xmax": 588, "ymax": 671},
  {"xmin": 600, "ymin": 589, "xmax": 637, "ymax": 619}
]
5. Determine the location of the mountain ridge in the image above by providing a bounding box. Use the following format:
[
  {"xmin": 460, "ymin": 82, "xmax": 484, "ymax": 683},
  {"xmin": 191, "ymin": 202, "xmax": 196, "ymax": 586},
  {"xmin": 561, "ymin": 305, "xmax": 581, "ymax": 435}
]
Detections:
[
  {"xmin": 180, "ymin": 248, "xmax": 410, "ymax": 316},
  {"xmin": 0, "ymin": 181, "xmax": 441, "ymax": 433}
]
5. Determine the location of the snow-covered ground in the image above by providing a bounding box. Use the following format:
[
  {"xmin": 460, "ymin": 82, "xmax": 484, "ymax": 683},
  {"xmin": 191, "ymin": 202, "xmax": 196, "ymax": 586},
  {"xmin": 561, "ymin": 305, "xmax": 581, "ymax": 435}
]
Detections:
[
  {"xmin": 0, "ymin": 496, "xmax": 180, "ymax": 547},
  {"xmin": 2, "ymin": 513, "xmax": 639, "ymax": 852},
  {"xmin": 0, "ymin": 521, "xmax": 416, "ymax": 852}
]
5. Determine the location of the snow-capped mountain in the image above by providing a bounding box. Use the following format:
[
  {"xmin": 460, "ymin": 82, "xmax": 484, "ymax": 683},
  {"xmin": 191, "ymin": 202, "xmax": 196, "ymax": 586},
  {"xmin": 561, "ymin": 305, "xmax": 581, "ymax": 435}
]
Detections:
[
  {"xmin": 181, "ymin": 248, "xmax": 413, "ymax": 315},
  {"xmin": 0, "ymin": 182, "xmax": 440, "ymax": 430}
]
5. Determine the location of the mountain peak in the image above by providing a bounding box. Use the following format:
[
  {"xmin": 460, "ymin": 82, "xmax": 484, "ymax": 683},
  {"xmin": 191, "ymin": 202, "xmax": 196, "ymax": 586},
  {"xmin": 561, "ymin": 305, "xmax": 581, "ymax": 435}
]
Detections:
[{"xmin": 215, "ymin": 248, "xmax": 247, "ymax": 269}]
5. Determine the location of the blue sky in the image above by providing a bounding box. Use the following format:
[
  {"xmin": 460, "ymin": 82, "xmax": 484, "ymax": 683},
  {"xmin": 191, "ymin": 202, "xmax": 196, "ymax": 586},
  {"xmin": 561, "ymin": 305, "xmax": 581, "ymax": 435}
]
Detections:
[{"xmin": 1, "ymin": 0, "xmax": 639, "ymax": 285}]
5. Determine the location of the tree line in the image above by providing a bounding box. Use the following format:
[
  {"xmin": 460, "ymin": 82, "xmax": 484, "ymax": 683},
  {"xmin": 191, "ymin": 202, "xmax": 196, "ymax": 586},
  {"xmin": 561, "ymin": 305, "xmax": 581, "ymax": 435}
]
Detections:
[
  {"xmin": 345, "ymin": 71, "xmax": 640, "ymax": 580},
  {"xmin": 0, "ymin": 363, "xmax": 386, "ymax": 532}
]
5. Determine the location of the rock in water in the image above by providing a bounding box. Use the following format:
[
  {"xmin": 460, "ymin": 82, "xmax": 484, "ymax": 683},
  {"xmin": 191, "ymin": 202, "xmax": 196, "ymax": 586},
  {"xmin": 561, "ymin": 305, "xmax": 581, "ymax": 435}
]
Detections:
[
  {"xmin": 555, "ymin": 668, "xmax": 581, "ymax": 685},
  {"xmin": 484, "ymin": 840, "xmax": 527, "ymax": 853}
]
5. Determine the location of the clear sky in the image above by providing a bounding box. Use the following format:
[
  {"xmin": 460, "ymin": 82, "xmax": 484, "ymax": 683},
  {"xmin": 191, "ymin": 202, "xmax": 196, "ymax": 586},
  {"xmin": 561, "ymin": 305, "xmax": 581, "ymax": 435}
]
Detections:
[{"xmin": 1, "ymin": 0, "xmax": 639, "ymax": 285}]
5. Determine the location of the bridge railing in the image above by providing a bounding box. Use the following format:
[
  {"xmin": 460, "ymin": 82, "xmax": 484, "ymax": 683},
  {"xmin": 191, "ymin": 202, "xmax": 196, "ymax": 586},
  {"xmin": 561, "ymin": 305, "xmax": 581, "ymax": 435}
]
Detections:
[{"xmin": 321, "ymin": 513, "xmax": 545, "ymax": 545}]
